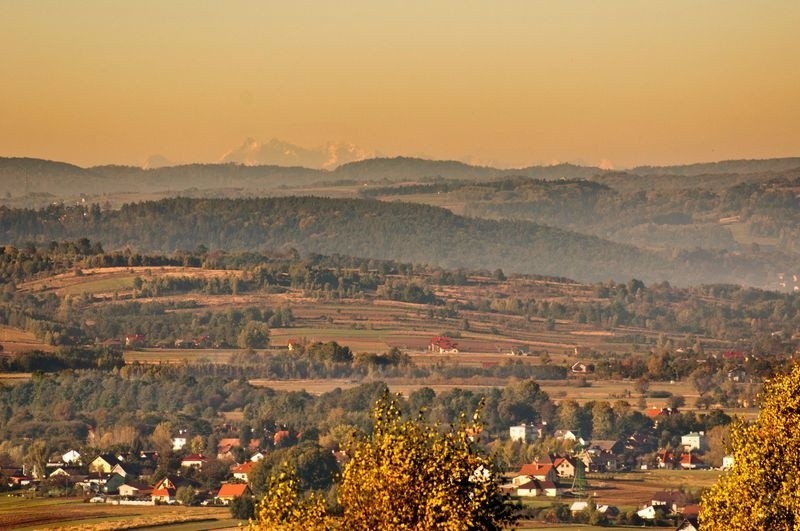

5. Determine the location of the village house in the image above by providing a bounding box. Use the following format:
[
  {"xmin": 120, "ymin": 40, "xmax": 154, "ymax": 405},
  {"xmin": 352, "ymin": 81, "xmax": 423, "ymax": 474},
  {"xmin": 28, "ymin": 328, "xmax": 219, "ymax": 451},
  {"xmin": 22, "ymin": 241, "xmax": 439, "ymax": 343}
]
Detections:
[
  {"xmin": 172, "ymin": 429, "xmax": 190, "ymax": 451},
  {"xmin": 553, "ymin": 456, "xmax": 577, "ymax": 479},
  {"xmin": 680, "ymin": 453, "xmax": 708, "ymax": 470},
  {"xmin": 553, "ymin": 429, "xmax": 586, "ymax": 446},
  {"xmin": 516, "ymin": 460, "xmax": 559, "ymax": 483},
  {"xmin": 124, "ymin": 334, "xmax": 146, "ymax": 348},
  {"xmin": 650, "ymin": 491, "xmax": 685, "ymax": 514},
  {"xmin": 180, "ymin": 453, "xmax": 208, "ymax": 469},
  {"xmin": 89, "ymin": 454, "xmax": 121, "ymax": 474},
  {"xmin": 102, "ymin": 473, "xmax": 127, "ymax": 495},
  {"xmin": 681, "ymin": 431, "xmax": 708, "ymax": 452},
  {"xmin": 216, "ymin": 482, "xmax": 252, "ymax": 504},
  {"xmin": 655, "ymin": 449, "xmax": 678, "ymax": 469},
  {"xmin": 428, "ymin": 336, "xmax": 459, "ymax": 353},
  {"xmin": 151, "ymin": 476, "xmax": 191, "ymax": 504},
  {"xmin": 570, "ymin": 361, "xmax": 594, "ymax": 374},
  {"xmin": 61, "ymin": 449, "xmax": 82, "ymax": 465},
  {"xmin": 119, "ymin": 481, "xmax": 153, "ymax": 499},
  {"xmin": 509, "ymin": 424, "xmax": 535, "ymax": 443},
  {"xmin": 250, "ymin": 451, "xmax": 267, "ymax": 462},
  {"xmin": 48, "ymin": 466, "xmax": 87, "ymax": 484},
  {"xmin": 232, "ymin": 461, "xmax": 257, "ymax": 483}
]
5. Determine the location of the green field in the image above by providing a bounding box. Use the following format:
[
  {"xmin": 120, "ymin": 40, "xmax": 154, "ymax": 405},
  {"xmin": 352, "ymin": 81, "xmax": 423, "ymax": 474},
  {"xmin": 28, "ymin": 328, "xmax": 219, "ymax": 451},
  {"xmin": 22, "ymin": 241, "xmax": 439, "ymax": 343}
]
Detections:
[{"xmin": 58, "ymin": 275, "xmax": 137, "ymax": 296}]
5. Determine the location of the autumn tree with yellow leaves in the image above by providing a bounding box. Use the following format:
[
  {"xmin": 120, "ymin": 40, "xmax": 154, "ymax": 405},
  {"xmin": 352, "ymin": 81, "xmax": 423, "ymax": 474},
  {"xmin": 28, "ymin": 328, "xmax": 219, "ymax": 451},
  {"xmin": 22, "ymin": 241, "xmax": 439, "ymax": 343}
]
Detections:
[
  {"xmin": 251, "ymin": 392, "xmax": 513, "ymax": 530},
  {"xmin": 701, "ymin": 363, "xmax": 800, "ymax": 530}
]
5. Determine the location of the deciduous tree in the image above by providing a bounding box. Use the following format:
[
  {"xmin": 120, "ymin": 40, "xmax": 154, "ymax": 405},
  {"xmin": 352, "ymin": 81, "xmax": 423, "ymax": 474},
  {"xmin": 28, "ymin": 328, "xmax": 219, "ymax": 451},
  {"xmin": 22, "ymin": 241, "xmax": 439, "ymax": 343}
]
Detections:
[{"xmin": 701, "ymin": 364, "xmax": 800, "ymax": 529}]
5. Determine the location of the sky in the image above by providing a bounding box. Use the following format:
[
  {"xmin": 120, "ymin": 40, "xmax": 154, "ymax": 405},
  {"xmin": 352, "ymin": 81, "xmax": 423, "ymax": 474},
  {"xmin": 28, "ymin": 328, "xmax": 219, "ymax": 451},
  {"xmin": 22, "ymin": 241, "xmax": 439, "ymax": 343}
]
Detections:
[{"xmin": 1, "ymin": 1, "xmax": 799, "ymax": 169}]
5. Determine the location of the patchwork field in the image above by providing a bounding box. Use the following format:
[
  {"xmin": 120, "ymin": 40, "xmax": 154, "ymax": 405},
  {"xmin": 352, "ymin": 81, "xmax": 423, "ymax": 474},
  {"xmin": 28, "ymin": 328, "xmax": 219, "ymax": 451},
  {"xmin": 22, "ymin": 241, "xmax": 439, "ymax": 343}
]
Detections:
[
  {"xmin": 0, "ymin": 325, "xmax": 55, "ymax": 353},
  {"xmin": 0, "ymin": 497, "xmax": 236, "ymax": 530}
]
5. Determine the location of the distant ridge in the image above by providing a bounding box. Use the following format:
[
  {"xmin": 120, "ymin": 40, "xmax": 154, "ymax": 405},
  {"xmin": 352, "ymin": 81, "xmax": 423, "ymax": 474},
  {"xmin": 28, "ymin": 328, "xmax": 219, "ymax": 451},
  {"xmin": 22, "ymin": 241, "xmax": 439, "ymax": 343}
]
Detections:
[
  {"xmin": 631, "ymin": 157, "xmax": 800, "ymax": 176},
  {"xmin": 1, "ymin": 155, "xmax": 798, "ymax": 198}
]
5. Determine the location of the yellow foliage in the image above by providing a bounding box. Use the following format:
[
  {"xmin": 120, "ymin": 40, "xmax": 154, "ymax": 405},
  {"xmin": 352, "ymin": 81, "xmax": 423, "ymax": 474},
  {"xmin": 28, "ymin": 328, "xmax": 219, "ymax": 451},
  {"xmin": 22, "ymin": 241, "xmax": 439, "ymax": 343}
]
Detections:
[
  {"xmin": 250, "ymin": 392, "xmax": 512, "ymax": 530},
  {"xmin": 701, "ymin": 363, "xmax": 800, "ymax": 530},
  {"xmin": 250, "ymin": 468, "xmax": 332, "ymax": 531},
  {"xmin": 338, "ymin": 392, "xmax": 512, "ymax": 530}
]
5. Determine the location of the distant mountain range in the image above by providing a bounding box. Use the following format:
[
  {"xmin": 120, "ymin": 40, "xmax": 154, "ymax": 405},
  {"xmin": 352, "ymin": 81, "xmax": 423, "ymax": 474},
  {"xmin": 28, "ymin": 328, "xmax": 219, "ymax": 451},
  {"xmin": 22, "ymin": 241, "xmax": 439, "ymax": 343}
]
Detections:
[
  {"xmin": 5, "ymin": 153, "xmax": 797, "ymax": 199},
  {"xmin": 219, "ymin": 138, "xmax": 376, "ymax": 170}
]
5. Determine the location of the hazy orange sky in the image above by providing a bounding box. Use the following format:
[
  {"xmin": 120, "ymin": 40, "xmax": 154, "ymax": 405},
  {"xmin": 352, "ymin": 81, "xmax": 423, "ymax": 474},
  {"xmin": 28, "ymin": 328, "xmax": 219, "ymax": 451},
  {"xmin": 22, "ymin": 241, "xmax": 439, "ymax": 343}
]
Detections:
[{"xmin": 2, "ymin": 1, "xmax": 798, "ymax": 168}]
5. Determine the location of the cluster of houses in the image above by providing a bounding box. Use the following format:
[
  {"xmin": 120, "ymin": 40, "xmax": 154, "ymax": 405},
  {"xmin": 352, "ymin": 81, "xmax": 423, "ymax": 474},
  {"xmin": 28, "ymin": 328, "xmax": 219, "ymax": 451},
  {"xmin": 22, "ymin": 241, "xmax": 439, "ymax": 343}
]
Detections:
[
  {"xmin": 505, "ymin": 417, "xmax": 728, "ymax": 527},
  {"xmin": 1, "ymin": 433, "xmax": 275, "ymax": 505}
]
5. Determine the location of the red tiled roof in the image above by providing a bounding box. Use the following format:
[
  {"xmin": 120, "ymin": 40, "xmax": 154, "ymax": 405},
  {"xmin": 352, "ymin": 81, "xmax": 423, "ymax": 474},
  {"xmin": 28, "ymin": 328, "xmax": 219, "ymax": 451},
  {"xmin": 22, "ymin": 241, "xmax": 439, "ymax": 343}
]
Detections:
[
  {"xmin": 430, "ymin": 336, "xmax": 457, "ymax": 349},
  {"xmin": 218, "ymin": 483, "xmax": 250, "ymax": 498},
  {"xmin": 232, "ymin": 461, "xmax": 256, "ymax": 473},
  {"xmin": 518, "ymin": 463, "xmax": 554, "ymax": 476}
]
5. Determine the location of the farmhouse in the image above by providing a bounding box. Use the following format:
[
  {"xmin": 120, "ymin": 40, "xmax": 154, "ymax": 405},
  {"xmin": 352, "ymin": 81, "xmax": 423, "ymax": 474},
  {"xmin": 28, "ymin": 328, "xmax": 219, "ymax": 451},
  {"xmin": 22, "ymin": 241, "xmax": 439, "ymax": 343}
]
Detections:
[{"xmin": 429, "ymin": 336, "xmax": 459, "ymax": 353}]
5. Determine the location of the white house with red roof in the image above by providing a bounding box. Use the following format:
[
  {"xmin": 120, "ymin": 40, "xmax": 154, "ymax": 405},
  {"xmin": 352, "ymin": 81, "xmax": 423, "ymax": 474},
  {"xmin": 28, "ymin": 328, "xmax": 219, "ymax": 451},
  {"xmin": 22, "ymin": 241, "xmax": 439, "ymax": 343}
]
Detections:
[
  {"xmin": 180, "ymin": 454, "xmax": 208, "ymax": 469},
  {"xmin": 216, "ymin": 483, "xmax": 251, "ymax": 504},
  {"xmin": 428, "ymin": 336, "xmax": 459, "ymax": 353}
]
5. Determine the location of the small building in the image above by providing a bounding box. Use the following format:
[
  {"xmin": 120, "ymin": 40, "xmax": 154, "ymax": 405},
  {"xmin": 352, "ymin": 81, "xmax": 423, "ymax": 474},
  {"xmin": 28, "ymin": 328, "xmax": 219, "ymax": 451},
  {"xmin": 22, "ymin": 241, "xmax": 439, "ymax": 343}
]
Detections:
[
  {"xmin": 681, "ymin": 432, "xmax": 708, "ymax": 452},
  {"xmin": 509, "ymin": 424, "xmax": 536, "ymax": 443},
  {"xmin": 287, "ymin": 339, "xmax": 302, "ymax": 351},
  {"xmin": 727, "ymin": 367, "xmax": 747, "ymax": 383},
  {"xmin": 232, "ymin": 461, "xmax": 257, "ymax": 483},
  {"xmin": 216, "ymin": 483, "xmax": 251, "ymax": 504},
  {"xmin": 89, "ymin": 454, "xmax": 121, "ymax": 474},
  {"xmin": 103, "ymin": 473, "xmax": 127, "ymax": 495},
  {"xmin": 553, "ymin": 456, "xmax": 577, "ymax": 479},
  {"xmin": 429, "ymin": 336, "xmax": 459, "ymax": 354},
  {"xmin": 722, "ymin": 455, "xmax": 735, "ymax": 470},
  {"xmin": 61, "ymin": 449, "xmax": 82, "ymax": 465},
  {"xmin": 637, "ymin": 505, "xmax": 657, "ymax": 520},
  {"xmin": 250, "ymin": 451, "xmax": 267, "ymax": 462},
  {"xmin": 516, "ymin": 462, "xmax": 558, "ymax": 483},
  {"xmin": 515, "ymin": 480, "xmax": 541, "ymax": 497},
  {"xmin": 180, "ymin": 454, "xmax": 208, "ymax": 469},
  {"xmin": 151, "ymin": 476, "xmax": 190, "ymax": 504},
  {"xmin": 172, "ymin": 429, "xmax": 190, "ymax": 451},
  {"xmin": 571, "ymin": 361, "xmax": 595, "ymax": 374},
  {"xmin": 680, "ymin": 453, "xmax": 707, "ymax": 470},
  {"xmin": 48, "ymin": 467, "xmax": 86, "ymax": 483},
  {"xmin": 119, "ymin": 481, "xmax": 153, "ymax": 499},
  {"xmin": 125, "ymin": 334, "xmax": 146, "ymax": 348}
]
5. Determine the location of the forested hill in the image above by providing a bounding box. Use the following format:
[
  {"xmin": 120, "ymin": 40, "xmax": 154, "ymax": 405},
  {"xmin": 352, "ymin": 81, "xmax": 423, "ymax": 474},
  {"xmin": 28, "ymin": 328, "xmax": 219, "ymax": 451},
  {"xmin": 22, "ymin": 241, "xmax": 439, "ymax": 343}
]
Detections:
[
  {"xmin": 0, "ymin": 156, "xmax": 605, "ymax": 198},
  {"xmin": 0, "ymin": 196, "xmax": 785, "ymax": 286},
  {"xmin": 630, "ymin": 157, "xmax": 800, "ymax": 177}
]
